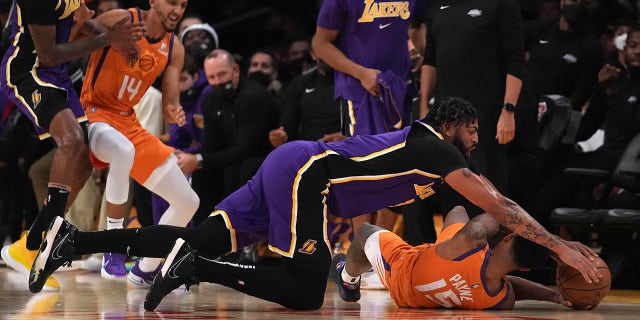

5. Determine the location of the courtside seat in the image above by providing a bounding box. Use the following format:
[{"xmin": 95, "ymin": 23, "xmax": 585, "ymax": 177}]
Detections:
[
  {"xmin": 602, "ymin": 209, "xmax": 640, "ymax": 230},
  {"xmin": 549, "ymin": 208, "xmax": 607, "ymax": 229}
]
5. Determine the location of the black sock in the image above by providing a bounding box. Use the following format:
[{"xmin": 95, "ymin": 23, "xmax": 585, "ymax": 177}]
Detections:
[
  {"xmin": 26, "ymin": 184, "xmax": 70, "ymax": 250},
  {"xmin": 74, "ymin": 215, "xmax": 232, "ymax": 258}
]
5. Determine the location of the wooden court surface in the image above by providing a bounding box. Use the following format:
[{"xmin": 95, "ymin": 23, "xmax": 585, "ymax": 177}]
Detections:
[{"xmin": 1, "ymin": 266, "xmax": 639, "ymax": 320}]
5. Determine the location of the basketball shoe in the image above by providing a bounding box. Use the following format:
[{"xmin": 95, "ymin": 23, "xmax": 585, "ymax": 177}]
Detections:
[
  {"xmin": 144, "ymin": 238, "xmax": 199, "ymax": 311},
  {"xmin": 329, "ymin": 253, "xmax": 361, "ymax": 302},
  {"xmin": 101, "ymin": 252, "xmax": 127, "ymax": 281},
  {"xmin": 29, "ymin": 217, "xmax": 76, "ymax": 293},
  {"xmin": 127, "ymin": 260, "xmax": 163, "ymax": 288},
  {"xmin": 1, "ymin": 231, "xmax": 60, "ymax": 292}
]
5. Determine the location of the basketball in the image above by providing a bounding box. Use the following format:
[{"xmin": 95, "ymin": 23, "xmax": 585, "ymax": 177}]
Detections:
[{"xmin": 556, "ymin": 257, "xmax": 611, "ymax": 309}]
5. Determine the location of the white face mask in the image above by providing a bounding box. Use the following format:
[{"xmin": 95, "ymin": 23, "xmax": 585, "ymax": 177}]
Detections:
[{"xmin": 615, "ymin": 33, "xmax": 628, "ymax": 51}]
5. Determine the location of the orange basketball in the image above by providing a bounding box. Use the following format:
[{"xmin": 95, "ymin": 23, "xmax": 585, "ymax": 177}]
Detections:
[{"xmin": 556, "ymin": 257, "xmax": 611, "ymax": 309}]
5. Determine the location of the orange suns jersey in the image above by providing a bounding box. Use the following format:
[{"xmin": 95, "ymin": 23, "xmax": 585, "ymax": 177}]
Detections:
[
  {"xmin": 80, "ymin": 8, "xmax": 176, "ymax": 182},
  {"xmin": 388, "ymin": 223, "xmax": 510, "ymax": 309},
  {"xmin": 81, "ymin": 8, "xmax": 174, "ymax": 119}
]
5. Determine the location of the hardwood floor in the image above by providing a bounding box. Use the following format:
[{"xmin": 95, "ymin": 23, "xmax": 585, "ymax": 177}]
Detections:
[{"xmin": 1, "ymin": 266, "xmax": 639, "ymax": 319}]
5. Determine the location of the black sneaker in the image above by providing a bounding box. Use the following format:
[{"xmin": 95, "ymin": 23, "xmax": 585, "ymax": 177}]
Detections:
[
  {"xmin": 144, "ymin": 238, "xmax": 199, "ymax": 311},
  {"xmin": 29, "ymin": 216, "xmax": 77, "ymax": 293},
  {"xmin": 329, "ymin": 253, "xmax": 361, "ymax": 302}
]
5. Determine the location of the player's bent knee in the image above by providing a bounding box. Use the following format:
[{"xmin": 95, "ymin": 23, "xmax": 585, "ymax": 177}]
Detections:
[
  {"xmin": 112, "ymin": 142, "xmax": 135, "ymax": 164},
  {"xmin": 356, "ymin": 222, "xmax": 383, "ymax": 245},
  {"xmin": 55, "ymin": 130, "xmax": 85, "ymax": 154}
]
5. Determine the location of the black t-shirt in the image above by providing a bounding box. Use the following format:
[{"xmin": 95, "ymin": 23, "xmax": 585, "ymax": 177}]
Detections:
[
  {"xmin": 280, "ymin": 68, "xmax": 340, "ymax": 141},
  {"xmin": 423, "ymin": 0, "xmax": 525, "ymax": 116},
  {"xmin": 525, "ymin": 18, "xmax": 603, "ymax": 109},
  {"xmin": 200, "ymin": 78, "xmax": 278, "ymax": 169}
]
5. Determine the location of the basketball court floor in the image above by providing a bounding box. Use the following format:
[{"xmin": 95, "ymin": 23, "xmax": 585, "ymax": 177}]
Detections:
[{"xmin": 1, "ymin": 265, "xmax": 639, "ymax": 320}]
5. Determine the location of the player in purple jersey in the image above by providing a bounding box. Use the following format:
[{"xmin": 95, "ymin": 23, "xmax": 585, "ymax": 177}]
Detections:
[
  {"xmin": 0, "ymin": 0, "xmax": 141, "ymax": 291},
  {"xmin": 29, "ymin": 97, "xmax": 601, "ymax": 310},
  {"xmin": 313, "ymin": 0, "xmax": 428, "ymax": 135},
  {"xmin": 313, "ymin": 0, "xmax": 429, "ymax": 255}
]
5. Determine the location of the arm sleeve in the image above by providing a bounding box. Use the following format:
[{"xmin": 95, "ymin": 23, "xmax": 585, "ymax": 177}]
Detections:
[
  {"xmin": 202, "ymin": 90, "xmax": 274, "ymax": 169},
  {"xmin": 498, "ymin": 0, "xmax": 525, "ymax": 80},
  {"xmin": 19, "ymin": 0, "xmax": 58, "ymax": 25},
  {"xmin": 411, "ymin": 132, "xmax": 468, "ymax": 177}
]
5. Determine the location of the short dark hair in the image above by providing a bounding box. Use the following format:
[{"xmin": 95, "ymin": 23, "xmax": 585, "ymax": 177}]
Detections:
[
  {"xmin": 423, "ymin": 97, "xmax": 481, "ymax": 128},
  {"xmin": 251, "ymin": 49, "xmax": 278, "ymax": 69},
  {"xmin": 511, "ymin": 236, "xmax": 549, "ymax": 269},
  {"xmin": 182, "ymin": 53, "xmax": 199, "ymax": 75}
]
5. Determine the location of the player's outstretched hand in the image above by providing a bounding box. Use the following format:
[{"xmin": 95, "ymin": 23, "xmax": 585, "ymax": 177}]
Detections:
[
  {"xmin": 107, "ymin": 17, "xmax": 145, "ymax": 66},
  {"xmin": 555, "ymin": 244, "xmax": 602, "ymax": 284}
]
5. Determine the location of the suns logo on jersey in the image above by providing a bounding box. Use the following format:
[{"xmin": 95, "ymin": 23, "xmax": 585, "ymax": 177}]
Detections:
[
  {"xmin": 414, "ymin": 182, "xmax": 435, "ymax": 199},
  {"xmin": 59, "ymin": 0, "xmax": 83, "ymax": 20},
  {"xmin": 138, "ymin": 53, "xmax": 156, "ymax": 72},
  {"xmin": 31, "ymin": 89, "xmax": 42, "ymax": 109},
  {"xmin": 358, "ymin": 0, "xmax": 410, "ymax": 22},
  {"xmin": 298, "ymin": 239, "xmax": 318, "ymax": 255}
]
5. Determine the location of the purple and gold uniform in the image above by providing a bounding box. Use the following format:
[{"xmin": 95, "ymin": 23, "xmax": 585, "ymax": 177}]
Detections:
[
  {"xmin": 212, "ymin": 120, "xmax": 467, "ymax": 261},
  {"xmin": 317, "ymin": 0, "xmax": 427, "ymax": 136},
  {"xmin": 0, "ymin": 0, "xmax": 85, "ymax": 139},
  {"xmin": 317, "ymin": 0, "xmax": 421, "ymax": 102}
]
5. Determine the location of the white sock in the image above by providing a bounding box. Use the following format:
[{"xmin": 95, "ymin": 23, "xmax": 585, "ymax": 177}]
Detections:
[
  {"xmin": 341, "ymin": 267, "xmax": 360, "ymax": 284},
  {"xmin": 106, "ymin": 217, "xmax": 124, "ymax": 230},
  {"xmin": 138, "ymin": 257, "xmax": 162, "ymax": 273}
]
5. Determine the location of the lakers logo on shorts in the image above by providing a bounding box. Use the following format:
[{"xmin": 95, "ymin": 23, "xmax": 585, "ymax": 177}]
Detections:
[
  {"xmin": 414, "ymin": 182, "xmax": 435, "ymax": 199},
  {"xmin": 32, "ymin": 89, "xmax": 42, "ymax": 109},
  {"xmin": 298, "ymin": 239, "xmax": 317, "ymax": 255}
]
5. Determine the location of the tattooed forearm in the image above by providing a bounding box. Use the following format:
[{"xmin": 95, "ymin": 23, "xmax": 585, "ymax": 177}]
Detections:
[{"xmin": 500, "ymin": 198, "xmax": 561, "ymax": 250}]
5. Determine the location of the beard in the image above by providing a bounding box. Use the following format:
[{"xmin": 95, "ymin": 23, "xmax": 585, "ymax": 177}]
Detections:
[{"xmin": 453, "ymin": 136, "xmax": 474, "ymax": 157}]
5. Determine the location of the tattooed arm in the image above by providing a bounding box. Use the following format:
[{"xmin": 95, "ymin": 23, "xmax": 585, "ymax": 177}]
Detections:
[{"xmin": 444, "ymin": 168, "xmax": 602, "ymax": 284}]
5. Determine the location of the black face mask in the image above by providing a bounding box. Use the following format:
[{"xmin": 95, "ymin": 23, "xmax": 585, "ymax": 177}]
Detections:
[
  {"xmin": 185, "ymin": 42, "xmax": 212, "ymax": 69},
  {"xmin": 180, "ymin": 87, "xmax": 199, "ymax": 105},
  {"xmin": 289, "ymin": 53, "xmax": 313, "ymax": 75},
  {"xmin": 212, "ymin": 81, "xmax": 235, "ymax": 99},
  {"xmin": 562, "ymin": 3, "xmax": 589, "ymax": 26},
  {"xmin": 248, "ymin": 71, "xmax": 271, "ymax": 88}
]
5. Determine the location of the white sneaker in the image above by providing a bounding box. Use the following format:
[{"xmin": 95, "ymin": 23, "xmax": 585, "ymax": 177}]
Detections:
[
  {"xmin": 360, "ymin": 269, "xmax": 386, "ymax": 290},
  {"xmin": 81, "ymin": 255, "xmax": 103, "ymax": 272}
]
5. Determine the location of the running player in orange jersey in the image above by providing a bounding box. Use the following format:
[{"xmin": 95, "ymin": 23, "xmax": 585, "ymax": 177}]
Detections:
[
  {"xmin": 331, "ymin": 206, "xmax": 584, "ymax": 310},
  {"xmin": 80, "ymin": 0, "xmax": 199, "ymax": 284}
]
